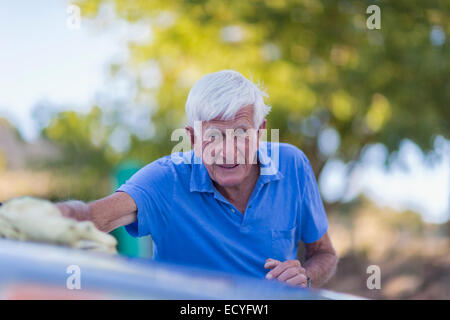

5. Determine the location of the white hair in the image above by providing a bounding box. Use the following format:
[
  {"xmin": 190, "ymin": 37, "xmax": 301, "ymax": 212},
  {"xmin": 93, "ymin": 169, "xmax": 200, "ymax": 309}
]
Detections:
[{"xmin": 185, "ymin": 70, "xmax": 271, "ymax": 130}]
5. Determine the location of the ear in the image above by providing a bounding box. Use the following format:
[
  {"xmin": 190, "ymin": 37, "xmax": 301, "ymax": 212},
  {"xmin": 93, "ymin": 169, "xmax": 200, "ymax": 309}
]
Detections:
[
  {"xmin": 257, "ymin": 119, "xmax": 267, "ymax": 140},
  {"xmin": 185, "ymin": 125, "xmax": 195, "ymax": 148},
  {"xmin": 259, "ymin": 119, "xmax": 267, "ymax": 131},
  {"xmin": 254, "ymin": 119, "xmax": 267, "ymax": 154},
  {"xmin": 184, "ymin": 126, "xmax": 195, "ymax": 148}
]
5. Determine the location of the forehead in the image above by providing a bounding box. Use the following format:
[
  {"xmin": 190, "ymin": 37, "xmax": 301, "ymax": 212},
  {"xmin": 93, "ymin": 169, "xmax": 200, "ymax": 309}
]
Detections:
[{"xmin": 204, "ymin": 105, "xmax": 254, "ymax": 128}]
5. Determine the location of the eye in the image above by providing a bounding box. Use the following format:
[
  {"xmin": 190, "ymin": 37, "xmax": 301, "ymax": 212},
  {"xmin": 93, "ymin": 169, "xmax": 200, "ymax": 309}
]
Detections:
[
  {"xmin": 204, "ymin": 129, "xmax": 222, "ymax": 141},
  {"xmin": 234, "ymin": 128, "xmax": 246, "ymax": 136}
]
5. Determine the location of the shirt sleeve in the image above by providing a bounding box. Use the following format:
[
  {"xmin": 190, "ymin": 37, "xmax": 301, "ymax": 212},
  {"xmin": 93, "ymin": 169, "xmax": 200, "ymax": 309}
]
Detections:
[
  {"xmin": 298, "ymin": 153, "xmax": 329, "ymax": 244},
  {"xmin": 115, "ymin": 158, "xmax": 173, "ymax": 239}
]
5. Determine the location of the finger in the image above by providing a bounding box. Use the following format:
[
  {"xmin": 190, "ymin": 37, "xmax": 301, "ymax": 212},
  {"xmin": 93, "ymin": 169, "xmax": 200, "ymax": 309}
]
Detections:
[
  {"xmin": 264, "ymin": 258, "xmax": 280, "ymax": 269},
  {"xmin": 267, "ymin": 260, "xmax": 299, "ymax": 279},
  {"xmin": 286, "ymin": 274, "xmax": 308, "ymax": 287},
  {"xmin": 277, "ymin": 267, "xmax": 300, "ymax": 282},
  {"xmin": 55, "ymin": 203, "xmax": 70, "ymax": 218}
]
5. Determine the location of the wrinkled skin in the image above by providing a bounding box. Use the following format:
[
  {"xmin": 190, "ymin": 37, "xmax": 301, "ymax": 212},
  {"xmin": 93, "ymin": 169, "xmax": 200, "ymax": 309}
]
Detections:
[{"xmin": 185, "ymin": 105, "xmax": 266, "ymax": 213}]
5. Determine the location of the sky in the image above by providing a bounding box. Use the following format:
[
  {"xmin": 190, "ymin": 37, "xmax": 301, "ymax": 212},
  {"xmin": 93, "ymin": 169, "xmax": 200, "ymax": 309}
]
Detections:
[
  {"xmin": 0, "ymin": 0, "xmax": 125, "ymax": 138},
  {"xmin": 320, "ymin": 138, "xmax": 450, "ymax": 224},
  {"xmin": 0, "ymin": 0, "xmax": 448, "ymax": 224}
]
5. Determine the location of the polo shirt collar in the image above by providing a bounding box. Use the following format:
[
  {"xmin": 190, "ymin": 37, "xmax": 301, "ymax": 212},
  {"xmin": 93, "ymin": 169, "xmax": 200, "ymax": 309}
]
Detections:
[
  {"xmin": 189, "ymin": 142, "xmax": 284, "ymax": 193},
  {"xmin": 190, "ymin": 152, "xmax": 215, "ymax": 193}
]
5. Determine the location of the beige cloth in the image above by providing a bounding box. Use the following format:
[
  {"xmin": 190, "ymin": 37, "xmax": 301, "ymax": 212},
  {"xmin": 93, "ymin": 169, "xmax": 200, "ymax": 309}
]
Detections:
[{"xmin": 0, "ymin": 197, "xmax": 117, "ymax": 254}]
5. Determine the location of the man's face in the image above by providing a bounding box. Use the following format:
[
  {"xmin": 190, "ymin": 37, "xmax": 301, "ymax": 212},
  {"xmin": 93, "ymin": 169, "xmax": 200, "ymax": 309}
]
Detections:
[{"xmin": 188, "ymin": 105, "xmax": 265, "ymax": 188}]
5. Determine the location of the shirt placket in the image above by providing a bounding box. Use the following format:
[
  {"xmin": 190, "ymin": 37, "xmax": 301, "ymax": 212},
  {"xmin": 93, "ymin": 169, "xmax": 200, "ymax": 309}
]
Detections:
[
  {"xmin": 212, "ymin": 177, "xmax": 267, "ymax": 230},
  {"xmin": 211, "ymin": 189, "xmax": 244, "ymax": 225}
]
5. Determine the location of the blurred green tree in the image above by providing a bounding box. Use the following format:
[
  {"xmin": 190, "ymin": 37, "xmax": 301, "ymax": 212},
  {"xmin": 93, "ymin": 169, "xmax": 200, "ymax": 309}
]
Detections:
[{"xmin": 44, "ymin": 0, "xmax": 449, "ymax": 200}]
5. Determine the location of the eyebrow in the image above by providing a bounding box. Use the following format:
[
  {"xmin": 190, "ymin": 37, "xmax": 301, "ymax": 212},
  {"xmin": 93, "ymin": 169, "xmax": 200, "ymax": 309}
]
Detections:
[
  {"xmin": 235, "ymin": 124, "xmax": 251, "ymax": 129},
  {"xmin": 205, "ymin": 123, "xmax": 251, "ymax": 132}
]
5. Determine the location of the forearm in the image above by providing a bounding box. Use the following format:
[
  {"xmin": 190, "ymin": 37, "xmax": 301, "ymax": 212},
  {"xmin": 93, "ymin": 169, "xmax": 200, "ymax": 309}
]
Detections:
[{"xmin": 303, "ymin": 252, "xmax": 338, "ymax": 287}]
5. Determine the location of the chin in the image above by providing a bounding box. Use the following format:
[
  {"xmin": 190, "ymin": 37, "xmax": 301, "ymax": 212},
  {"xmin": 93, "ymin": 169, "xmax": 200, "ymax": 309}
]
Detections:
[
  {"xmin": 214, "ymin": 177, "xmax": 243, "ymax": 188},
  {"xmin": 212, "ymin": 165, "xmax": 246, "ymax": 187}
]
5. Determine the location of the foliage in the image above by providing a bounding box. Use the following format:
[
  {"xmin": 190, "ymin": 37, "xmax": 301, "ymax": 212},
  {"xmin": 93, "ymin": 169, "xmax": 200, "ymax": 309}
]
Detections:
[
  {"xmin": 49, "ymin": 0, "xmax": 450, "ymax": 180},
  {"xmin": 42, "ymin": 107, "xmax": 118, "ymax": 174}
]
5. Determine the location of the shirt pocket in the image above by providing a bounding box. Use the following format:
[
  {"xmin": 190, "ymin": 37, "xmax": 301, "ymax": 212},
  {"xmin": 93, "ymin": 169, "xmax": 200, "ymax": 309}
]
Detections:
[{"xmin": 271, "ymin": 226, "xmax": 297, "ymax": 261}]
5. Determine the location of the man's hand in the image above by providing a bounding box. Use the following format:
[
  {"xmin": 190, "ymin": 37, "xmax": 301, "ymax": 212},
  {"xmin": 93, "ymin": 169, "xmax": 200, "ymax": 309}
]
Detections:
[
  {"xmin": 55, "ymin": 200, "xmax": 89, "ymax": 221},
  {"xmin": 264, "ymin": 258, "xmax": 308, "ymax": 287}
]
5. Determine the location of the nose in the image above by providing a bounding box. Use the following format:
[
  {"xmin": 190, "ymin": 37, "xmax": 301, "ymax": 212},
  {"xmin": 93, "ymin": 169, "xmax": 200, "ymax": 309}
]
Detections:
[{"xmin": 221, "ymin": 136, "xmax": 237, "ymax": 164}]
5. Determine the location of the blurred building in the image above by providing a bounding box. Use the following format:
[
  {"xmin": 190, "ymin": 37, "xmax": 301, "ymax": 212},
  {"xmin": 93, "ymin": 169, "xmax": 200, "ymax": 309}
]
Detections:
[{"xmin": 0, "ymin": 118, "xmax": 59, "ymax": 170}]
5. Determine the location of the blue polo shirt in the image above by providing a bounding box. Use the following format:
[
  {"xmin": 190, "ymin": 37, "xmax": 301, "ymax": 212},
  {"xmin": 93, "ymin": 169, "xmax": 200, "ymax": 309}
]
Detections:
[{"xmin": 116, "ymin": 142, "xmax": 328, "ymax": 278}]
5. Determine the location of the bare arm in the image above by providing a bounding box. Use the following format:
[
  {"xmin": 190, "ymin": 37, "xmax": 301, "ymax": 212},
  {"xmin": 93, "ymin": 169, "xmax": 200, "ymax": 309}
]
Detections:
[
  {"xmin": 303, "ymin": 232, "xmax": 338, "ymax": 287},
  {"xmin": 55, "ymin": 192, "xmax": 137, "ymax": 233}
]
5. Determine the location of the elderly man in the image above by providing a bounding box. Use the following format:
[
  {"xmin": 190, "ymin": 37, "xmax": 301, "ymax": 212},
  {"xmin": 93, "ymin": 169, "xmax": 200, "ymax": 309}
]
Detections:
[{"xmin": 57, "ymin": 70, "xmax": 338, "ymax": 288}]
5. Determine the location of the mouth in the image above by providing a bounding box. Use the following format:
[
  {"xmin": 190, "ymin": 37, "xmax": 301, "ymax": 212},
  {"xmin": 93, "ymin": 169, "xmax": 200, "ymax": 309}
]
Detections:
[{"xmin": 216, "ymin": 164, "xmax": 239, "ymax": 170}]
